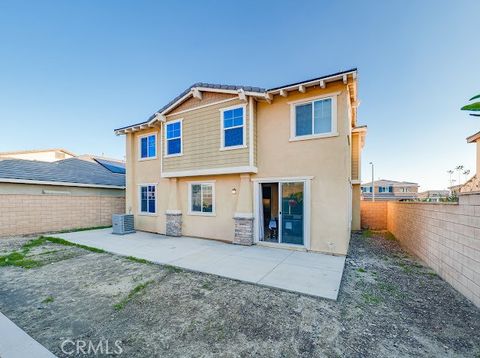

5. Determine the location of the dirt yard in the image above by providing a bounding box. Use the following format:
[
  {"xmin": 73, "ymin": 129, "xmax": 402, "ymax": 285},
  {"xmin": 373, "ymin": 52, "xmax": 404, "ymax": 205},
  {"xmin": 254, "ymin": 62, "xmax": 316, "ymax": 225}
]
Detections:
[{"xmin": 0, "ymin": 232, "xmax": 479, "ymax": 357}]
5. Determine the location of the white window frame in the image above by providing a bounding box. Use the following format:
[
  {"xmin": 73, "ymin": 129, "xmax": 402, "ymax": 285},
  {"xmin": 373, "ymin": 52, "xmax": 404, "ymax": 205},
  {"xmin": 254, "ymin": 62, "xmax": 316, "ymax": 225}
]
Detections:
[
  {"xmin": 138, "ymin": 133, "xmax": 157, "ymax": 161},
  {"xmin": 252, "ymin": 176, "xmax": 312, "ymax": 250},
  {"xmin": 164, "ymin": 118, "xmax": 183, "ymax": 158},
  {"xmin": 288, "ymin": 92, "xmax": 339, "ymax": 142},
  {"xmin": 187, "ymin": 181, "xmax": 216, "ymax": 216},
  {"xmin": 138, "ymin": 183, "xmax": 157, "ymax": 216},
  {"xmin": 219, "ymin": 104, "xmax": 247, "ymax": 151}
]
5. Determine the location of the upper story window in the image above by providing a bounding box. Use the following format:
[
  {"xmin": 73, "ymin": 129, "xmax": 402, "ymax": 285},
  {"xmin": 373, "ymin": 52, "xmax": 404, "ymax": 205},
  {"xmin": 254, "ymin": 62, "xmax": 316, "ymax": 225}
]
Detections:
[
  {"xmin": 221, "ymin": 106, "xmax": 245, "ymax": 149},
  {"xmin": 189, "ymin": 182, "xmax": 215, "ymax": 215},
  {"xmin": 165, "ymin": 119, "xmax": 182, "ymax": 156},
  {"xmin": 139, "ymin": 134, "xmax": 156, "ymax": 159},
  {"xmin": 378, "ymin": 186, "xmax": 393, "ymax": 193},
  {"xmin": 139, "ymin": 184, "xmax": 156, "ymax": 214},
  {"xmin": 290, "ymin": 95, "xmax": 337, "ymax": 141}
]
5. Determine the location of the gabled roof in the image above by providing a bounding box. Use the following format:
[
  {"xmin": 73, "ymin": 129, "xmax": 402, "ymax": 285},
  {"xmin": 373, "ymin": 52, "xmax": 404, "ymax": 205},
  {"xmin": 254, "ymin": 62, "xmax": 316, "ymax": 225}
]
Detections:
[
  {"xmin": 361, "ymin": 179, "xmax": 419, "ymax": 187},
  {"xmin": 267, "ymin": 68, "xmax": 357, "ymax": 92},
  {"xmin": 0, "ymin": 157, "xmax": 125, "ymax": 188},
  {"xmin": 467, "ymin": 130, "xmax": 480, "ymax": 143},
  {"xmin": 0, "ymin": 148, "xmax": 76, "ymax": 157},
  {"xmin": 114, "ymin": 68, "xmax": 358, "ymax": 134}
]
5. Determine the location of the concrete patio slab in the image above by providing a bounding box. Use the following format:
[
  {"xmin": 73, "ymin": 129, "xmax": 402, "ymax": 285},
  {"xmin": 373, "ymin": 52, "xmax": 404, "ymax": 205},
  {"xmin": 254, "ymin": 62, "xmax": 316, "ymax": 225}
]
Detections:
[
  {"xmin": 258, "ymin": 263, "xmax": 343, "ymax": 299},
  {"xmin": 0, "ymin": 312, "xmax": 56, "ymax": 358},
  {"xmin": 55, "ymin": 228, "xmax": 346, "ymax": 300}
]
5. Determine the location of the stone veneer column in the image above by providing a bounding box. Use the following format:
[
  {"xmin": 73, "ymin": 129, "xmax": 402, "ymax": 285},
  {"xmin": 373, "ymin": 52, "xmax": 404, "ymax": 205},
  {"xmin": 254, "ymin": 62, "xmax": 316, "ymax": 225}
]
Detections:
[
  {"xmin": 233, "ymin": 174, "xmax": 254, "ymax": 245},
  {"xmin": 165, "ymin": 178, "xmax": 182, "ymax": 237}
]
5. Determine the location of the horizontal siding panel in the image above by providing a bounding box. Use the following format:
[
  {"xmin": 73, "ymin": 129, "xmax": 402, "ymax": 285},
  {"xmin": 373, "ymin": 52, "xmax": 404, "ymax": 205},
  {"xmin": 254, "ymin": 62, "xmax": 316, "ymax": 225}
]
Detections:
[
  {"xmin": 164, "ymin": 99, "xmax": 250, "ymax": 172},
  {"xmin": 351, "ymin": 134, "xmax": 359, "ymax": 180}
]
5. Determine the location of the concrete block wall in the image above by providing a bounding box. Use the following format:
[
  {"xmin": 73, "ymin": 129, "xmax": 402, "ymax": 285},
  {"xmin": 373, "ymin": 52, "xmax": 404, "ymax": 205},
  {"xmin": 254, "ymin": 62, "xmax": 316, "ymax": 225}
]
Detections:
[
  {"xmin": 360, "ymin": 201, "xmax": 388, "ymax": 230},
  {"xmin": 0, "ymin": 194, "xmax": 125, "ymax": 237},
  {"xmin": 387, "ymin": 197, "xmax": 480, "ymax": 307},
  {"xmin": 360, "ymin": 196, "xmax": 480, "ymax": 307}
]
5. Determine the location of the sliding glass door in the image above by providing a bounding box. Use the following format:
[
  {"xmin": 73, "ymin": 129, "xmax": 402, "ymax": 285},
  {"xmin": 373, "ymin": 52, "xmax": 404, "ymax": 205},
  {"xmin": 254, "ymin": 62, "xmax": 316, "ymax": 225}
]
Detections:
[{"xmin": 279, "ymin": 182, "xmax": 304, "ymax": 245}]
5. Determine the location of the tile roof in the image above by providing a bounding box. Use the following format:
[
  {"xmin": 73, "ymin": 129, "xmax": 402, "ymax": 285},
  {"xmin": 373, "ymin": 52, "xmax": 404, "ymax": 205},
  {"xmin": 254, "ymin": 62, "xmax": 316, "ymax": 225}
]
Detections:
[
  {"xmin": 114, "ymin": 68, "xmax": 357, "ymax": 132},
  {"xmin": 361, "ymin": 179, "xmax": 419, "ymax": 186},
  {"xmin": 0, "ymin": 157, "xmax": 125, "ymax": 188}
]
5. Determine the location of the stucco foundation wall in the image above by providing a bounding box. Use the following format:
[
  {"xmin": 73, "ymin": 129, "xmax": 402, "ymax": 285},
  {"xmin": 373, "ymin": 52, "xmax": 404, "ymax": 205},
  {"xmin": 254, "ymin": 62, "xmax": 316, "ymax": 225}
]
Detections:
[
  {"xmin": 0, "ymin": 194, "xmax": 125, "ymax": 237},
  {"xmin": 360, "ymin": 201, "xmax": 387, "ymax": 230},
  {"xmin": 386, "ymin": 197, "xmax": 480, "ymax": 307}
]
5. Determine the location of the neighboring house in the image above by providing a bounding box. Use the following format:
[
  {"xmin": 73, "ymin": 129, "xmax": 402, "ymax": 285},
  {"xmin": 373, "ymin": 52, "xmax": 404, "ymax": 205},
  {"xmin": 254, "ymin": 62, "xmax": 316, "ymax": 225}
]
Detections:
[
  {"xmin": 457, "ymin": 131, "xmax": 480, "ymax": 193},
  {"xmin": 417, "ymin": 190, "xmax": 450, "ymax": 202},
  {"xmin": 449, "ymin": 184, "xmax": 464, "ymax": 196},
  {"xmin": 114, "ymin": 68, "xmax": 366, "ymax": 255},
  {"xmin": 0, "ymin": 148, "xmax": 76, "ymax": 162},
  {"xmin": 0, "ymin": 155, "xmax": 126, "ymax": 236},
  {"xmin": 361, "ymin": 179, "xmax": 419, "ymax": 201}
]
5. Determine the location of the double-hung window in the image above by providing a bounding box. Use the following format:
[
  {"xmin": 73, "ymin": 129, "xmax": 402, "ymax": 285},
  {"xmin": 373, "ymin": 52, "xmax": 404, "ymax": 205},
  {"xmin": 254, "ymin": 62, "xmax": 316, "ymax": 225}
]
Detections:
[
  {"xmin": 165, "ymin": 120, "xmax": 182, "ymax": 156},
  {"xmin": 221, "ymin": 106, "xmax": 245, "ymax": 149},
  {"xmin": 140, "ymin": 185, "xmax": 156, "ymax": 214},
  {"xmin": 292, "ymin": 96, "xmax": 336, "ymax": 139},
  {"xmin": 189, "ymin": 182, "xmax": 215, "ymax": 215},
  {"xmin": 139, "ymin": 134, "xmax": 156, "ymax": 159}
]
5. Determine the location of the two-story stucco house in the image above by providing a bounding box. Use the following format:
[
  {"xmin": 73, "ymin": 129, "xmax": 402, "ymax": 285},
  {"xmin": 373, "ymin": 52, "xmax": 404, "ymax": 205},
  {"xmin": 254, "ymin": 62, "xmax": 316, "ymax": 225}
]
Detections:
[
  {"xmin": 114, "ymin": 69, "xmax": 366, "ymax": 255},
  {"xmin": 361, "ymin": 179, "xmax": 419, "ymax": 201}
]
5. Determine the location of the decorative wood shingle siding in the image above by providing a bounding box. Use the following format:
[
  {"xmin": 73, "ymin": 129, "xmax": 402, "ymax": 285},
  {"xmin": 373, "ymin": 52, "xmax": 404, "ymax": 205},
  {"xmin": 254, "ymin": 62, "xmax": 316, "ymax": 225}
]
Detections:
[
  {"xmin": 351, "ymin": 133, "xmax": 359, "ymax": 180},
  {"xmin": 163, "ymin": 99, "xmax": 250, "ymax": 172},
  {"xmin": 169, "ymin": 92, "xmax": 237, "ymax": 115}
]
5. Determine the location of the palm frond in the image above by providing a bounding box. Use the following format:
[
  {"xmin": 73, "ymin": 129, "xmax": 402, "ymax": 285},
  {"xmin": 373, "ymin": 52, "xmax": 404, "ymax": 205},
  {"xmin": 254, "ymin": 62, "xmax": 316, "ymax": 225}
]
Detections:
[
  {"xmin": 461, "ymin": 102, "xmax": 480, "ymax": 111},
  {"xmin": 469, "ymin": 94, "xmax": 480, "ymax": 101}
]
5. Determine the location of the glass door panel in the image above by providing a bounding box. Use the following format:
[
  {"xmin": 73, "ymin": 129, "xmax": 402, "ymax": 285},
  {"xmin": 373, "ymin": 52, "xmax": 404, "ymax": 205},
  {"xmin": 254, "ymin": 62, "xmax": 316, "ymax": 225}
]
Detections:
[{"xmin": 280, "ymin": 182, "xmax": 304, "ymax": 245}]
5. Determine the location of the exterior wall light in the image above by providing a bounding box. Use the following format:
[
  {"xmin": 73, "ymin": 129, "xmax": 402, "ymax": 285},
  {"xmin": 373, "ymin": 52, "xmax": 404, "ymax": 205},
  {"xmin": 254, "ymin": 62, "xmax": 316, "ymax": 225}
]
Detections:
[{"xmin": 232, "ymin": 188, "xmax": 237, "ymax": 195}]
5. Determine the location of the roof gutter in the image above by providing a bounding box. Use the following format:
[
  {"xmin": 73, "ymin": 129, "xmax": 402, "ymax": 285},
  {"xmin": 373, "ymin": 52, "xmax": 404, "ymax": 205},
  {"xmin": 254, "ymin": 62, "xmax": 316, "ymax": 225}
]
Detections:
[
  {"xmin": 0, "ymin": 178, "xmax": 125, "ymax": 190},
  {"xmin": 266, "ymin": 69, "xmax": 357, "ymax": 94}
]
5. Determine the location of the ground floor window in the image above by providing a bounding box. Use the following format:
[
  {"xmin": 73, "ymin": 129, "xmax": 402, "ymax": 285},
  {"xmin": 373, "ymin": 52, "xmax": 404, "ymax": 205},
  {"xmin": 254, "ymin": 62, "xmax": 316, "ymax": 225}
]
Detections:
[
  {"xmin": 140, "ymin": 185, "xmax": 156, "ymax": 214},
  {"xmin": 189, "ymin": 182, "xmax": 214, "ymax": 215}
]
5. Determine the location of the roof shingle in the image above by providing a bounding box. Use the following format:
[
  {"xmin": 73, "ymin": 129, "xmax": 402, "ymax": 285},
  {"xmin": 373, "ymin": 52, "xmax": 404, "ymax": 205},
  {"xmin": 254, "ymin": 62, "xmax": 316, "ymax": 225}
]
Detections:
[{"xmin": 0, "ymin": 158, "xmax": 125, "ymax": 188}]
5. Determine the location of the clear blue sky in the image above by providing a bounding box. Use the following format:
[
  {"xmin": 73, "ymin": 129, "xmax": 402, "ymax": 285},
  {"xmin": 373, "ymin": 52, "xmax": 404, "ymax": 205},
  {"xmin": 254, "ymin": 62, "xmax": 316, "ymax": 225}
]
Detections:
[{"xmin": 1, "ymin": 0, "xmax": 479, "ymax": 190}]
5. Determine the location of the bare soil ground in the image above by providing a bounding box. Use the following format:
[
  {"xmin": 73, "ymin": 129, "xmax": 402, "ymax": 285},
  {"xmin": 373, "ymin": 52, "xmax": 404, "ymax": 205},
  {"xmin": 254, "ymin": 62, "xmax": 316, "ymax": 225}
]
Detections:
[{"xmin": 0, "ymin": 231, "xmax": 479, "ymax": 357}]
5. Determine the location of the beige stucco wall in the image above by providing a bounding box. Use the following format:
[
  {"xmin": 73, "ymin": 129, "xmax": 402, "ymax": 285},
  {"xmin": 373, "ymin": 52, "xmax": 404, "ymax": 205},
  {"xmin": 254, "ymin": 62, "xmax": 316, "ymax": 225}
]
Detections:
[
  {"xmin": 124, "ymin": 80, "xmax": 356, "ymax": 255},
  {"xmin": 125, "ymin": 129, "xmax": 165, "ymax": 233},
  {"xmin": 0, "ymin": 150, "xmax": 74, "ymax": 162},
  {"xmin": 179, "ymin": 175, "xmax": 240, "ymax": 241},
  {"xmin": 253, "ymin": 82, "xmax": 352, "ymax": 254}
]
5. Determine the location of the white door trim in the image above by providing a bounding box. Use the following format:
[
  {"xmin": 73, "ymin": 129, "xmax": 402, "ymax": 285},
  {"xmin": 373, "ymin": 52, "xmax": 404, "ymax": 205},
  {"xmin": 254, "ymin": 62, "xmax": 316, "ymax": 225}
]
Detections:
[{"xmin": 253, "ymin": 177, "xmax": 311, "ymax": 250}]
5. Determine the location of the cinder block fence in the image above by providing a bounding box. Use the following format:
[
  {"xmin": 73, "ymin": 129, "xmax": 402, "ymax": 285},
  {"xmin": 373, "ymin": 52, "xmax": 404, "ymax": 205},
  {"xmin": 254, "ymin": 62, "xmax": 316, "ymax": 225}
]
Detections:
[
  {"xmin": 0, "ymin": 194, "xmax": 125, "ymax": 237},
  {"xmin": 360, "ymin": 195, "xmax": 480, "ymax": 307},
  {"xmin": 360, "ymin": 201, "xmax": 388, "ymax": 230}
]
